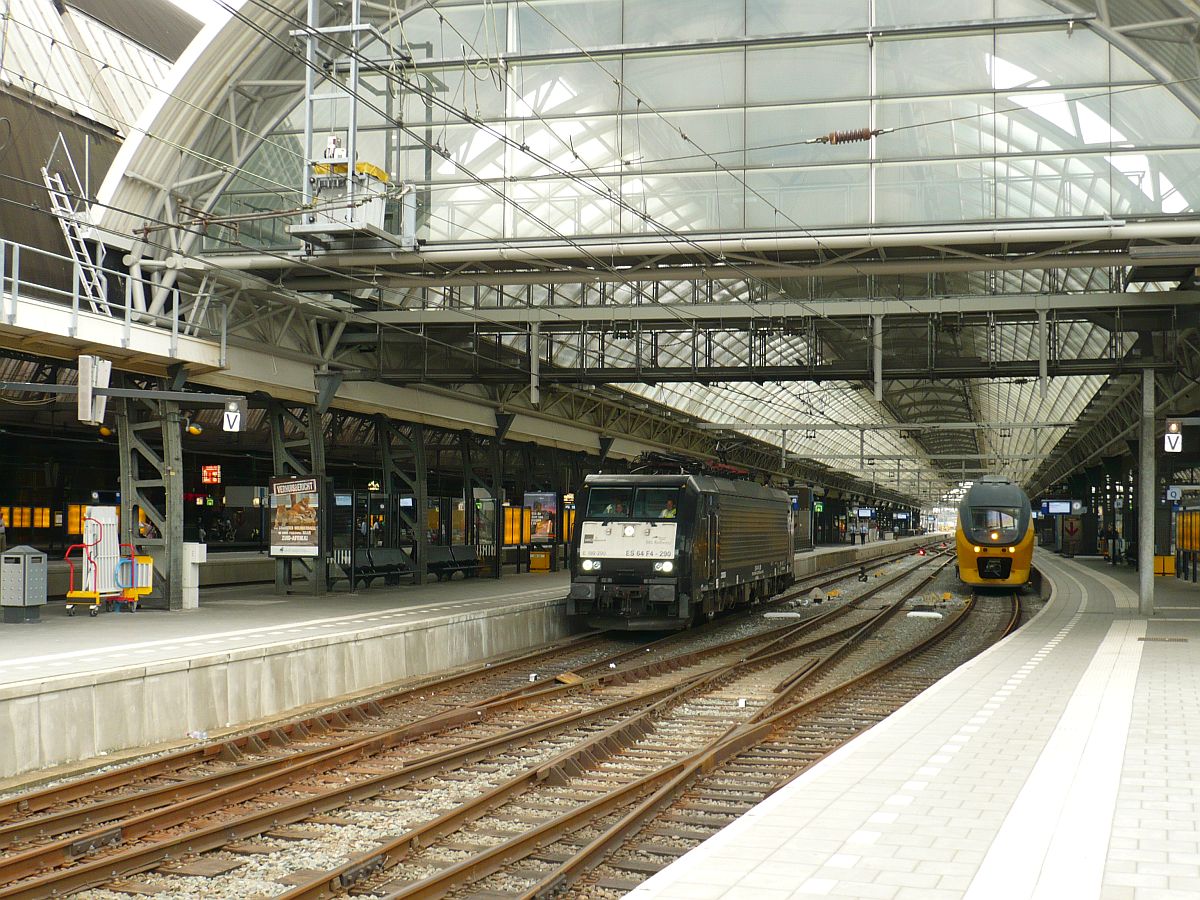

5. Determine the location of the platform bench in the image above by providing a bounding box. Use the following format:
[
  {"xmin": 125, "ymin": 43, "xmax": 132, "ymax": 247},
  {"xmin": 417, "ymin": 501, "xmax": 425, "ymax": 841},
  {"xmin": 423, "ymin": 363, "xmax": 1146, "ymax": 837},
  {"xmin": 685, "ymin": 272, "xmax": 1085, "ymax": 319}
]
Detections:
[
  {"xmin": 335, "ymin": 547, "xmax": 416, "ymax": 588},
  {"xmin": 427, "ymin": 544, "xmax": 481, "ymax": 580}
]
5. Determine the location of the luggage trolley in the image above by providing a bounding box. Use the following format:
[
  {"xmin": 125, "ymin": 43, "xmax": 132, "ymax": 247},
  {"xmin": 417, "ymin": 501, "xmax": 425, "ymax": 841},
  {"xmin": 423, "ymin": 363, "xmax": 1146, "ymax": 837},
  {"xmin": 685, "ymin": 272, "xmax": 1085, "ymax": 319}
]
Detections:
[
  {"xmin": 64, "ymin": 508, "xmax": 154, "ymax": 615},
  {"xmin": 114, "ymin": 545, "xmax": 153, "ymax": 612}
]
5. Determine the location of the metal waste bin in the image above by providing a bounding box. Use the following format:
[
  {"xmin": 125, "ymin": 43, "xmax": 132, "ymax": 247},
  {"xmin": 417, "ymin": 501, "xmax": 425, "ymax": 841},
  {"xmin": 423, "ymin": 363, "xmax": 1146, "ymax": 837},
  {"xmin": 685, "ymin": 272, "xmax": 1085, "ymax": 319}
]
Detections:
[{"xmin": 1, "ymin": 545, "xmax": 48, "ymax": 623}]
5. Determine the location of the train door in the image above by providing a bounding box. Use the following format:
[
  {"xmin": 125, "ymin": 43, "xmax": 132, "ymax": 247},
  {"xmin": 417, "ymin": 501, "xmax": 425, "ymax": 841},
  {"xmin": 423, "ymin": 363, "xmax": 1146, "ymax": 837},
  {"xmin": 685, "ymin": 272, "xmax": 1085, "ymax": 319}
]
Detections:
[
  {"xmin": 694, "ymin": 493, "xmax": 718, "ymax": 583},
  {"xmin": 707, "ymin": 499, "xmax": 718, "ymax": 577}
]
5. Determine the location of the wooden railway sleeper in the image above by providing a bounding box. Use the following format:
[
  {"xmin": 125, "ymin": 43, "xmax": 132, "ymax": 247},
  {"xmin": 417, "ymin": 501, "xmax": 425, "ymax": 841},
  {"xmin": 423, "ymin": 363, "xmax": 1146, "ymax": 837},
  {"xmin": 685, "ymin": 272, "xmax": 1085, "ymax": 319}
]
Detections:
[
  {"xmin": 278, "ymin": 620, "xmax": 882, "ymax": 897},
  {"xmin": 0, "ymin": 637, "xmax": 611, "ymax": 828},
  {"xmin": 0, "ymin": 678, "xmax": 694, "ymax": 899}
]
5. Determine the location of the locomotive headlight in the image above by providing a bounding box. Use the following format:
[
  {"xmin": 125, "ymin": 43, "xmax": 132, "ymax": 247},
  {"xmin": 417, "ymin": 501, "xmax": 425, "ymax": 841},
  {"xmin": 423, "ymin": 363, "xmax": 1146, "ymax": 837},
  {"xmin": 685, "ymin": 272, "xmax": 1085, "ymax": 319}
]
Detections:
[
  {"xmin": 581, "ymin": 559, "xmax": 599, "ymax": 571},
  {"xmin": 623, "ymin": 525, "xmax": 636, "ymax": 537},
  {"xmin": 990, "ymin": 531, "xmax": 999, "ymax": 541},
  {"xmin": 1008, "ymin": 546, "xmax": 1016, "ymax": 553},
  {"xmin": 653, "ymin": 561, "xmax": 675, "ymax": 573},
  {"xmin": 973, "ymin": 546, "xmax": 982, "ymax": 553}
]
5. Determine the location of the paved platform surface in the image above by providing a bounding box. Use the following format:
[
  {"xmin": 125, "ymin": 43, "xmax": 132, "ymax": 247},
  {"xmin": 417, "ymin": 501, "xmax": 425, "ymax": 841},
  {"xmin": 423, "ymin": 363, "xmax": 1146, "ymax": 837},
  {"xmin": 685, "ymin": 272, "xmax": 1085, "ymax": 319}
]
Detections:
[
  {"xmin": 0, "ymin": 573, "xmax": 569, "ymax": 685},
  {"xmin": 628, "ymin": 550, "xmax": 1200, "ymax": 900}
]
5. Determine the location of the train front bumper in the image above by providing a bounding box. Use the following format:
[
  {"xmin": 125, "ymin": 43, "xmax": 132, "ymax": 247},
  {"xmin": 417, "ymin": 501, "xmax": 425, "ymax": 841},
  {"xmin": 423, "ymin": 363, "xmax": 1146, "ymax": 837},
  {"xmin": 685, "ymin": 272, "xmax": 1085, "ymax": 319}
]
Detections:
[{"xmin": 567, "ymin": 577, "xmax": 687, "ymax": 627}]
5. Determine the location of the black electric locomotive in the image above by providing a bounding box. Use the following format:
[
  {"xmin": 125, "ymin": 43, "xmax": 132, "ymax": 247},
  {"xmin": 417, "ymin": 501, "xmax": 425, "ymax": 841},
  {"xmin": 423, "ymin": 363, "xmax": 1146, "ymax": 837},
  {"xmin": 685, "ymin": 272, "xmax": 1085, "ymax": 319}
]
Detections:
[{"xmin": 567, "ymin": 473, "xmax": 794, "ymax": 630}]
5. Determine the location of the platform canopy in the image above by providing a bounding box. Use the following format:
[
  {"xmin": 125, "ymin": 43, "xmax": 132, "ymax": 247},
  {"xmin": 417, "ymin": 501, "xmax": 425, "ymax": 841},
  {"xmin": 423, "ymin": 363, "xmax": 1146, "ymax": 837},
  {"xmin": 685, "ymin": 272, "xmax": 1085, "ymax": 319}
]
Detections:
[{"xmin": 85, "ymin": 0, "xmax": 1200, "ymax": 505}]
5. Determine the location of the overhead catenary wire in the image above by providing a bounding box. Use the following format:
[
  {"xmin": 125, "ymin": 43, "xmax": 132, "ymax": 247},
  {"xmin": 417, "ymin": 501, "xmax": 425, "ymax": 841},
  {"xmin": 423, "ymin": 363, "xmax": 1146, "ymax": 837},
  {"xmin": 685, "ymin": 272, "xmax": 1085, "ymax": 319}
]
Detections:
[
  {"xmin": 229, "ymin": 0, "xmax": 867, "ymax": 337},
  {"xmin": 226, "ymin": 0, "xmax": 936, "ymax": 485},
  {"xmin": 0, "ymin": 14, "xmax": 912, "ymax": 494},
  {"xmin": 9, "ymin": 3, "xmax": 1137, "ymax": 489},
  {"xmin": 213, "ymin": 0, "xmax": 915, "ymax": 479}
]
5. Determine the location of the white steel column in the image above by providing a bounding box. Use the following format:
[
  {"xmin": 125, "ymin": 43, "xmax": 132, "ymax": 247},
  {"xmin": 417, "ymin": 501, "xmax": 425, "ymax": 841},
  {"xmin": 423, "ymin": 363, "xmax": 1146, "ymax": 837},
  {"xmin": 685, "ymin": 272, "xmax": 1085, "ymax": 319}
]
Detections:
[
  {"xmin": 1139, "ymin": 367, "xmax": 1155, "ymax": 616},
  {"xmin": 1038, "ymin": 309, "xmax": 1048, "ymax": 399},
  {"xmin": 873, "ymin": 315, "xmax": 884, "ymax": 402}
]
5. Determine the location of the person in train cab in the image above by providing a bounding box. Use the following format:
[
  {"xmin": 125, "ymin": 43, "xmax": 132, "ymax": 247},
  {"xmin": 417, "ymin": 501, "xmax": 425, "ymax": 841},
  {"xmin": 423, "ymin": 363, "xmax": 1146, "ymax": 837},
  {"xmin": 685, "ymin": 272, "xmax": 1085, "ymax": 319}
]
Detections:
[
  {"xmin": 660, "ymin": 498, "xmax": 677, "ymax": 518},
  {"xmin": 604, "ymin": 500, "xmax": 628, "ymax": 515}
]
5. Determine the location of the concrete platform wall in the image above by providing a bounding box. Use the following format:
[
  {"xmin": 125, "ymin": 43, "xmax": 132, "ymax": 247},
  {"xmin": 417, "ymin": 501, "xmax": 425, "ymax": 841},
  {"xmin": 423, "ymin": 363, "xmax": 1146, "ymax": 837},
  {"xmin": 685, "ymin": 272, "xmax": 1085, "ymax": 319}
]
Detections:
[{"xmin": 0, "ymin": 596, "xmax": 568, "ymax": 779}]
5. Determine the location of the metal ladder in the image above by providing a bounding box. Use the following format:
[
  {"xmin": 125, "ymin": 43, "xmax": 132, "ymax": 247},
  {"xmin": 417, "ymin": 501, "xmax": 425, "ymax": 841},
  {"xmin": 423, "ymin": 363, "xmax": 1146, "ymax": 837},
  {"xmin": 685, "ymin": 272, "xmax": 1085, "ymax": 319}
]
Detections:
[{"xmin": 41, "ymin": 167, "xmax": 111, "ymax": 316}]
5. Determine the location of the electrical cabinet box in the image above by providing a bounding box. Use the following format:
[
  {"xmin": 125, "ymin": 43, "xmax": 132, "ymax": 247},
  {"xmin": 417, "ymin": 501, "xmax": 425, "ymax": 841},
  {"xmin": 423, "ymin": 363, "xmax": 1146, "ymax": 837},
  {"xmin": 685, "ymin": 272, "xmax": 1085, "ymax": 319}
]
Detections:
[{"xmin": 1, "ymin": 546, "xmax": 48, "ymax": 623}]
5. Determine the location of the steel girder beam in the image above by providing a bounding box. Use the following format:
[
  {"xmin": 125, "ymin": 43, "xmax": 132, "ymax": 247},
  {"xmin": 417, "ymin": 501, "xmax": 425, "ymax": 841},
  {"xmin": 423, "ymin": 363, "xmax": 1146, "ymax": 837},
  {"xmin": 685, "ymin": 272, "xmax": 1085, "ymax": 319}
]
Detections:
[
  {"xmin": 377, "ymin": 416, "xmax": 429, "ymax": 585},
  {"xmin": 368, "ymin": 358, "xmax": 1174, "ymax": 386},
  {"xmin": 1041, "ymin": 1, "xmax": 1200, "ymax": 123},
  {"xmin": 115, "ymin": 395, "xmax": 184, "ymax": 610},
  {"xmin": 360, "ymin": 293, "xmax": 1200, "ymax": 326},
  {"xmin": 354, "ymin": 298, "xmax": 1183, "ymax": 387},
  {"xmin": 269, "ymin": 400, "xmax": 328, "ymax": 595}
]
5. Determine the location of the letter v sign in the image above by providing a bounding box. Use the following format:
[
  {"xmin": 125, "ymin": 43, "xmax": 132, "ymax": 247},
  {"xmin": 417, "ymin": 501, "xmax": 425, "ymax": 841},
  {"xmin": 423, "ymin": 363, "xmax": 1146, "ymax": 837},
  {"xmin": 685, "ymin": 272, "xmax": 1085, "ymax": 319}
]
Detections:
[{"xmin": 1165, "ymin": 433, "xmax": 1183, "ymax": 453}]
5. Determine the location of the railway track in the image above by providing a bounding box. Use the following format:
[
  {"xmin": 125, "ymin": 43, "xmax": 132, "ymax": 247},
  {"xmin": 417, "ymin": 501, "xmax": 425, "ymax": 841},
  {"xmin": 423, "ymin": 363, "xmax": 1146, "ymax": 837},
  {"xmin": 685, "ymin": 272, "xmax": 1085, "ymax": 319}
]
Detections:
[
  {"xmin": 0, "ymin": 545, "xmax": 942, "ymax": 899},
  {"xmin": 310, "ymin": 554, "xmax": 959, "ymax": 900},
  {"xmin": 0, "ymin": 544, "xmax": 921, "ymax": 833},
  {"xmin": 564, "ymin": 588, "xmax": 1023, "ymax": 897}
]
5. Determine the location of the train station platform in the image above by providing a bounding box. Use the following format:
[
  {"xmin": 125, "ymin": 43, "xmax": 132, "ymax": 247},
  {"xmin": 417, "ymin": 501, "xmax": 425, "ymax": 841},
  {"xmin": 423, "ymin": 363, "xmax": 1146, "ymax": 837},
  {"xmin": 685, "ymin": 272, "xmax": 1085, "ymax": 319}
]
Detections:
[
  {"xmin": 0, "ymin": 573, "xmax": 571, "ymax": 783},
  {"xmin": 0, "ymin": 536, "xmax": 931, "ymax": 784},
  {"xmin": 629, "ymin": 549, "xmax": 1200, "ymax": 900}
]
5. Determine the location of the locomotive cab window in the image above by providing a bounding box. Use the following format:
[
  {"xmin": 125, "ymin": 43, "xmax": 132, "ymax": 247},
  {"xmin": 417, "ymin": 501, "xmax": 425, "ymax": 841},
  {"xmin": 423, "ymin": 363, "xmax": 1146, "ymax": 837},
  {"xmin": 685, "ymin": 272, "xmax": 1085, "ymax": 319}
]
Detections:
[
  {"xmin": 970, "ymin": 507, "xmax": 1021, "ymax": 537},
  {"xmin": 635, "ymin": 488, "xmax": 680, "ymax": 519},
  {"xmin": 587, "ymin": 488, "xmax": 633, "ymax": 518}
]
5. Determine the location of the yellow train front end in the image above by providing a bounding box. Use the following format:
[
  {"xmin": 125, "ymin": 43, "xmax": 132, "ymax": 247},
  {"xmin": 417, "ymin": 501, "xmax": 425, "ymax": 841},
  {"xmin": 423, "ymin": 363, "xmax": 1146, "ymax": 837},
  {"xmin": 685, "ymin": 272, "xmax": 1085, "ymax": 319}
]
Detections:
[
  {"xmin": 955, "ymin": 476, "xmax": 1035, "ymax": 587},
  {"xmin": 956, "ymin": 520, "xmax": 1034, "ymax": 586}
]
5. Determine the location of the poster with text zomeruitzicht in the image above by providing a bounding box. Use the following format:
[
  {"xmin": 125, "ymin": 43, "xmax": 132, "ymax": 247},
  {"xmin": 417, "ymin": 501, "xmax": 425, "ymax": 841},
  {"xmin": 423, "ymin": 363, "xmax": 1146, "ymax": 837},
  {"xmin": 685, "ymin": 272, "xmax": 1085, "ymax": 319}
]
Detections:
[{"xmin": 270, "ymin": 477, "xmax": 319, "ymax": 556}]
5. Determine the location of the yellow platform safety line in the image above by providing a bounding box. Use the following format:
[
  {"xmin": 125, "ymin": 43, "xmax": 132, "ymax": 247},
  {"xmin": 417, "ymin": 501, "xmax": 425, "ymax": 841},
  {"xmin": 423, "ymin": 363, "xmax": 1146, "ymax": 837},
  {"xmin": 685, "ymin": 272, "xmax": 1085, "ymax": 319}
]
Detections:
[{"xmin": 311, "ymin": 160, "xmax": 389, "ymax": 182}]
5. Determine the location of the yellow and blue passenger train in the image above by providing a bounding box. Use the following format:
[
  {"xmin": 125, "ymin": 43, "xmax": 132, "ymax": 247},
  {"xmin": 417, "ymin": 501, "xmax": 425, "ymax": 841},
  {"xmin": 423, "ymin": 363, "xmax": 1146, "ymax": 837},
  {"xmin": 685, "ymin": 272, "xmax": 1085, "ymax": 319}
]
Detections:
[{"xmin": 955, "ymin": 475, "xmax": 1035, "ymax": 587}]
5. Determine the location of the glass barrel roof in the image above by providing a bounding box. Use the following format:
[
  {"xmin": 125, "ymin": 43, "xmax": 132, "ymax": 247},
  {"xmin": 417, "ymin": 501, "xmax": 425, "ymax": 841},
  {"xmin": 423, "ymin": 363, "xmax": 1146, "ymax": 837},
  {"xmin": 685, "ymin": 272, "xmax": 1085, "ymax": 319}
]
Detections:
[{"xmin": 90, "ymin": 0, "xmax": 1200, "ymax": 501}]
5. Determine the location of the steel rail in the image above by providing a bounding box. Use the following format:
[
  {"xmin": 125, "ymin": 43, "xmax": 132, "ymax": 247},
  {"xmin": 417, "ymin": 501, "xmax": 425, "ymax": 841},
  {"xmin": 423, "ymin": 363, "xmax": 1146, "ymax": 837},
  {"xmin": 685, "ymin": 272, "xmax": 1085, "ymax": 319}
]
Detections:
[
  {"xmin": 0, "ymin": 546, "xmax": 933, "ymax": 896},
  {"xmin": 276, "ymin": 551, "xmax": 953, "ymax": 899},
  {"xmin": 0, "ymin": 632, "xmax": 620, "ymax": 848},
  {"xmin": 518, "ymin": 561, "xmax": 980, "ymax": 899},
  {"xmin": 0, "ymin": 672, "xmax": 699, "ymax": 900},
  {"xmin": 0, "ymin": 555, "xmax": 927, "ymax": 899},
  {"xmin": 0, "ymin": 631, "xmax": 607, "ymax": 825}
]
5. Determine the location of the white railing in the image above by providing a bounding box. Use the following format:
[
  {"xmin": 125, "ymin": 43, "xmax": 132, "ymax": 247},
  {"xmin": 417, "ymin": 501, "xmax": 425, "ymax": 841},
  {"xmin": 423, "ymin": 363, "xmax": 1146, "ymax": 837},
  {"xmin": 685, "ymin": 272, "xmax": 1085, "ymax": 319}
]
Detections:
[{"xmin": 0, "ymin": 238, "xmax": 226, "ymax": 365}]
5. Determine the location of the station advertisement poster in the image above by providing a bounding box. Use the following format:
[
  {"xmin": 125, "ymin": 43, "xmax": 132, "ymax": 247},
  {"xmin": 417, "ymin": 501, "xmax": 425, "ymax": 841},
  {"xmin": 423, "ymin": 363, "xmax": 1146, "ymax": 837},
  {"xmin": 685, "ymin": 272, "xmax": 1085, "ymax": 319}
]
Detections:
[
  {"xmin": 270, "ymin": 477, "xmax": 319, "ymax": 556},
  {"xmin": 525, "ymin": 491, "xmax": 557, "ymax": 543}
]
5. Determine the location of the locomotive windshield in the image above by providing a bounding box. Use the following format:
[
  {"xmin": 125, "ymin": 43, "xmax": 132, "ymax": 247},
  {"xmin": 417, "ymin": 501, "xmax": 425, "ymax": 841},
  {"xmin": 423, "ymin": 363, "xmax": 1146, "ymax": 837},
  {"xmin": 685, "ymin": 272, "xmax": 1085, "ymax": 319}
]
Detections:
[
  {"xmin": 969, "ymin": 506, "xmax": 1022, "ymax": 538},
  {"xmin": 635, "ymin": 488, "xmax": 680, "ymax": 519},
  {"xmin": 586, "ymin": 487, "xmax": 681, "ymax": 519},
  {"xmin": 587, "ymin": 488, "xmax": 633, "ymax": 517}
]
